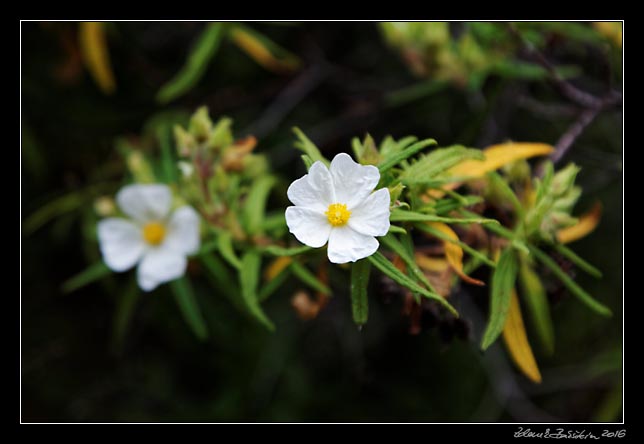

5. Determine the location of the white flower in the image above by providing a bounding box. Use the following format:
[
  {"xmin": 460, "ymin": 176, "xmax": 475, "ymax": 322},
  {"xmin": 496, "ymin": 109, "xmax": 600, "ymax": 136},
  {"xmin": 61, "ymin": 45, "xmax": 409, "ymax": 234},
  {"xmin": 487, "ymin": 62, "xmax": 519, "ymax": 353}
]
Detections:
[
  {"xmin": 285, "ymin": 153, "xmax": 390, "ymax": 264},
  {"xmin": 97, "ymin": 184, "xmax": 201, "ymax": 292}
]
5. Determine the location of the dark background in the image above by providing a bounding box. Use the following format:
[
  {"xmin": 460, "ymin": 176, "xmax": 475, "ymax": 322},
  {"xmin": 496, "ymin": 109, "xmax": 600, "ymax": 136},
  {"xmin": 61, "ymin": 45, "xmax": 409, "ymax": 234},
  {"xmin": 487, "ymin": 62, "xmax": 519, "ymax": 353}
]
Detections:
[{"xmin": 21, "ymin": 21, "xmax": 622, "ymax": 422}]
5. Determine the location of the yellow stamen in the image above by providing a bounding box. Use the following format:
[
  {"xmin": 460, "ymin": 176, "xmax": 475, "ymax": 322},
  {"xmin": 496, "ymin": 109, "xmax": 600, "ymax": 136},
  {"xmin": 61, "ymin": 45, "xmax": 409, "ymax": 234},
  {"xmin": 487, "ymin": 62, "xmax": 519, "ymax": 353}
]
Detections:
[
  {"xmin": 143, "ymin": 222, "xmax": 166, "ymax": 245},
  {"xmin": 325, "ymin": 203, "xmax": 351, "ymax": 227}
]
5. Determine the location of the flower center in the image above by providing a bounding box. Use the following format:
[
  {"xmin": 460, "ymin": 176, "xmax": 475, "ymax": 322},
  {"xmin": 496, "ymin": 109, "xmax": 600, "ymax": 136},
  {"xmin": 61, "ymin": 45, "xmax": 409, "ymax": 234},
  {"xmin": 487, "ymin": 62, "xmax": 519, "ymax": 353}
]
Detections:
[
  {"xmin": 325, "ymin": 203, "xmax": 351, "ymax": 227},
  {"xmin": 143, "ymin": 221, "xmax": 166, "ymax": 245}
]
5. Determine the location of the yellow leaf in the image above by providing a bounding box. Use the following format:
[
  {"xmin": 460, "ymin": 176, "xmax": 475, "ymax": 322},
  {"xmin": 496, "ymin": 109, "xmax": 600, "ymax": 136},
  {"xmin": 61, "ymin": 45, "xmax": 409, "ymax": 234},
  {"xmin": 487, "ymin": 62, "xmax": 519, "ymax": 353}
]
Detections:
[
  {"xmin": 428, "ymin": 222, "xmax": 485, "ymax": 286},
  {"xmin": 263, "ymin": 256, "xmax": 292, "ymax": 281},
  {"xmin": 426, "ymin": 142, "xmax": 554, "ymax": 200},
  {"xmin": 503, "ymin": 289, "xmax": 542, "ymax": 383},
  {"xmin": 593, "ymin": 22, "xmax": 622, "ymax": 47},
  {"xmin": 229, "ymin": 26, "xmax": 299, "ymax": 73},
  {"xmin": 448, "ymin": 142, "xmax": 554, "ymax": 179},
  {"xmin": 78, "ymin": 22, "xmax": 116, "ymax": 94},
  {"xmin": 414, "ymin": 253, "xmax": 449, "ymax": 272},
  {"xmin": 557, "ymin": 202, "xmax": 602, "ymax": 244}
]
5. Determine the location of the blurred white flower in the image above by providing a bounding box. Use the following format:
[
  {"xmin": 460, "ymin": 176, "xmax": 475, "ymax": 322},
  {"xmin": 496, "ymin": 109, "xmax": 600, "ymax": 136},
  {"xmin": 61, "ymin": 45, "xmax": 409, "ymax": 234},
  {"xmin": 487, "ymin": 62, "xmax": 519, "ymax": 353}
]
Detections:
[
  {"xmin": 285, "ymin": 153, "xmax": 390, "ymax": 264},
  {"xmin": 97, "ymin": 184, "xmax": 200, "ymax": 291}
]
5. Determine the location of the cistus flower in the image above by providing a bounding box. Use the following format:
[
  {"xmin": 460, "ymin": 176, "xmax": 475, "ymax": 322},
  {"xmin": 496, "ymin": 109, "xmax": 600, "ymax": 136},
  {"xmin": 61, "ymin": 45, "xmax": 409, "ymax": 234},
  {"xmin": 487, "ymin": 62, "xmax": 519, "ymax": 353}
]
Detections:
[
  {"xmin": 285, "ymin": 153, "xmax": 390, "ymax": 264},
  {"xmin": 97, "ymin": 184, "xmax": 201, "ymax": 291}
]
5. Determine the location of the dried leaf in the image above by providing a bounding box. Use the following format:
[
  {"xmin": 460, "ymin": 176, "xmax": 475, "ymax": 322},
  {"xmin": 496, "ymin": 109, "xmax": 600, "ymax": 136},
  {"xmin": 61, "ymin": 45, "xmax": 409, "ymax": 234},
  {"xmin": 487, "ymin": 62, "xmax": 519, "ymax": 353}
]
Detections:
[
  {"xmin": 503, "ymin": 289, "xmax": 542, "ymax": 383},
  {"xmin": 448, "ymin": 142, "xmax": 554, "ymax": 179},
  {"xmin": 229, "ymin": 24, "xmax": 300, "ymax": 73},
  {"xmin": 263, "ymin": 256, "xmax": 293, "ymax": 281},
  {"xmin": 428, "ymin": 222, "xmax": 485, "ymax": 286},
  {"xmin": 556, "ymin": 201, "xmax": 602, "ymax": 244},
  {"xmin": 78, "ymin": 22, "xmax": 116, "ymax": 94}
]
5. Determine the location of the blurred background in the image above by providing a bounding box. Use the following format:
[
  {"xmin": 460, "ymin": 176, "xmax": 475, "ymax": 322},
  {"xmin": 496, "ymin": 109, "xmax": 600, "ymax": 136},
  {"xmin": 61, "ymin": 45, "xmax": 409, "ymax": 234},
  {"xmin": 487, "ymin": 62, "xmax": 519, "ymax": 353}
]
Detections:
[{"xmin": 21, "ymin": 21, "xmax": 622, "ymax": 422}]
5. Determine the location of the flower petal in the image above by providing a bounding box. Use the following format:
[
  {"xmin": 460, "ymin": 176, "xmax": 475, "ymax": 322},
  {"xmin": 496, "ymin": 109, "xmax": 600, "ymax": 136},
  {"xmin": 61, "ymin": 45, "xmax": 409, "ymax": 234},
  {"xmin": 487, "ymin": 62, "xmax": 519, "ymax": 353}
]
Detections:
[
  {"xmin": 285, "ymin": 206, "xmax": 332, "ymax": 248},
  {"xmin": 97, "ymin": 218, "xmax": 145, "ymax": 272},
  {"xmin": 136, "ymin": 247, "xmax": 187, "ymax": 292},
  {"xmin": 348, "ymin": 188, "xmax": 391, "ymax": 236},
  {"xmin": 327, "ymin": 225, "xmax": 379, "ymax": 264},
  {"xmin": 286, "ymin": 161, "xmax": 335, "ymax": 212},
  {"xmin": 116, "ymin": 184, "xmax": 172, "ymax": 223},
  {"xmin": 330, "ymin": 153, "xmax": 380, "ymax": 209},
  {"xmin": 164, "ymin": 206, "xmax": 201, "ymax": 255}
]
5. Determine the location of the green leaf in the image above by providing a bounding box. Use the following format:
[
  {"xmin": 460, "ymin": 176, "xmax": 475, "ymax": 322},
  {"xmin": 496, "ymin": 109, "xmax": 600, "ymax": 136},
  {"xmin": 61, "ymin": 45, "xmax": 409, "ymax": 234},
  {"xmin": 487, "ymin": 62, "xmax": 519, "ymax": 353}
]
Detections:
[
  {"xmin": 170, "ymin": 277, "xmax": 209, "ymax": 341},
  {"xmin": 258, "ymin": 266, "xmax": 291, "ymax": 302},
  {"xmin": 414, "ymin": 223, "xmax": 497, "ymax": 268},
  {"xmin": 400, "ymin": 145, "xmax": 485, "ymax": 183},
  {"xmin": 518, "ymin": 258, "xmax": 555, "ymax": 355},
  {"xmin": 301, "ymin": 154, "xmax": 314, "ymax": 170},
  {"xmin": 430, "ymin": 195, "xmax": 484, "ymax": 215},
  {"xmin": 24, "ymin": 191, "xmax": 85, "ymax": 236},
  {"xmin": 378, "ymin": 138, "xmax": 437, "ymax": 174},
  {"xmin": 261, "ymin": 212, "xmax": 287, "ymax": 233},
  {"xmin": 384, "ymin": 80, "xmax": 449, "ymax": 107},
  {"xmin": 481, "ymin": 247, "xmax": 519, "ymax": 350},
  {"xmin": 350, "ymin": 259, "xmax": 371, "ymax": 326},
  {"xmin": 157, "ymin": 23, "xmax": 225, "ymax": 104},
  {"xmin": 367, "ymin": 252, "xmax": 458, "ymax": 316},
  {"xmin": 292, "ymin": 127, "xmax": 329, "ymax": 166},
  {"xmin": 110, "ymin": 276, "xmax": 140, "ymax": 353},
  {"xmin": 200, "ymin": 253, "xmax": 244, "ymax": 314},
  {"xmin": 239, "ymin": 251, "xmax": 275, "ymax": 331},
  {"xmin": 217, "ymin": 231, "xmax": 242, "ymax": 270},
  {"xmin": 528, "ymin": 245, "xmax": 612, "ymax": 317},
  {"xmin": 387, "ymin": 225, "xmax": 407, "ymax": 235},
  {"xmin": 390, "ymin": 209, "xmax": 498, "ymax": 225},
  {"xmin": 290, "ymin": 261, "xmax": 331, "ymax": 295},
  {"xmin": 380, "ymin": 233, "xmax": 435, "ymax": 292},
  {"xmin": 61, "ymin": 262, "xmax": 112, "ymax": 294},
  {"xmin": 551, "ymin": 242, "xmax": 602, "ymax": 278},
  {"xmin": 157, "ymin": 124, "xmax": 177, "ymax": 183},
  {"xmin": 260, "ymin": 245, "xmax": 312, "ymax": 256},
  {"xmin": 487, "ymin": 171, "xmax": 524, "ymax": 219},
  {"xmin": 242, "ymin": 175, "xmax": 277, "ymax": 235}
]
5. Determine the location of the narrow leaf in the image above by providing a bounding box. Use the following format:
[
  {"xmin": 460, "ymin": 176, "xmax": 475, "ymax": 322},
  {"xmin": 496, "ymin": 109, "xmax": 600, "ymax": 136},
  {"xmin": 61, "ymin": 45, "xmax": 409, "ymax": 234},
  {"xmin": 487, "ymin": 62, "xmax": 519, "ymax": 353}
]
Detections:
[
  {"xmin": 242, "ymin": 175, "xmax": 277, "ymax": 235},
  {"xmin": 428, "ymin": 222, "xmax": 485, "ymax": 286},
  {"xmin": 157, "ymin": 124, "xmax": 177, "ymax": 183},
  {"xmin": 111, "ymin": 277, "xmax": 140, "ymax": 353},
  {"xmin": 502, "ymin": 289, "xmax": 543, "ymax": 383},
  {"xmin": 261, "ymin": 245, "xmax": 312, "ymax": 257},
  {"xmin": 217, "ymin": 231, "xmax": 242, "ymax": 270},
  {"xmin": 350, "ymin": 259, "xmax": 371, "ymax": 326},
  {"xmin": 61, "ymin": 262, "xmax": 112, "ymax": 294},
  {"xmin": 447, "ymin": 142, "xmax": 554, "ymax": 179},
  {"xmin": 367, "ymin": 252, "xmax": 458, "ymax": 316},
  {"xmin": 552, "ymin": 242, "xmax": 602, "ymax": 278},
  {"xmin": 378, "ymin": 138, "xmax": 437, "ymax": 174},
  {"xmin": 400, "ymin": 145, "xmax": 484, "ymax": 182},
  {"xmin": 387, "ymin": 225, "xmax": 407, "ymax": 235},
  {"xmin": 390, "ymin": 209, "xmax": 498, "ymax": 225},
  {"xmin": 78, "ymin": 22, "xmax": 116, "ymax": 94},
  {"xmin": 258, "ymin": 266, "xmax": 291, "ymax": 302},
  {"xmin": 556, "ymin": 201, "xmax": 602, "ymax": 244},
  {"xmin": 380, "ymin": 233, "xmax": 435, "ymax": 292},
  {"xmin": 229, "ymin": 23, "xmax": 300, "ymax": 73},
  {"xmin": 529, "ymin": 245, "xmax": 612, "ymax": 317},
  {"xmin": 518, "ymin": 259, "xmax": 555, "ymax": 355},
  {"xmin": 416, "ymin": 222, "xmax": 497, "ymax": 268},
  {"xmin": 170, "ymin": 277, "xmax": 209, "ymax": 341},
  {"xmin": 481, "ymin": 247, "xmax": 519, "ymax": 350},
  {"xmin": 290, "ymin": 261, "xmax": 331, "ymax": 295},
  {"xmin": 157, "ymin": 23, "xmax": 225, "ymax": 103},
  {"xmin": 239, "ymin": 251, "xmax": 275, "ymax": 331},
  {"xmin": 292, "ymin": 127, "xmax": 329, "ymax": 166}
]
